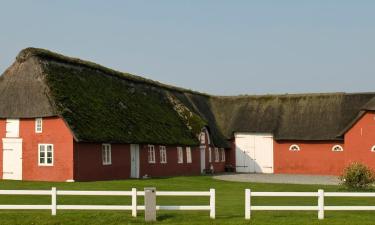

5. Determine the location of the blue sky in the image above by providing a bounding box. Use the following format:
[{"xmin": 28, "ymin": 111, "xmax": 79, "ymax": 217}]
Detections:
[{"xmin": 0, "ymin": 1, "xmax": 374, "ymax": 95}]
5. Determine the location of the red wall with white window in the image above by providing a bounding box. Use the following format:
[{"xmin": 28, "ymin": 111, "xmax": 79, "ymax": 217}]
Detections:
[
  {"xmin": 73, "ymin": 142, "xmax": 131, "ymax": 181},
  {"xmin": 274, "ymin": 140, "xmax": 346, "ymax": 175},
  {"xmin": 0, "ymin": 117, "xmax": 74, "ymax": 181},
  {"xmin": 139, "ymin": 145, "xmax": 201, "ymax": 177},
  {"xmin": 199, "ymin": 129, "xmax": 227, "ymax": 173},
  {"xmin": 344, "ymin": 111, "xmax": 375, "ymax": 171}
]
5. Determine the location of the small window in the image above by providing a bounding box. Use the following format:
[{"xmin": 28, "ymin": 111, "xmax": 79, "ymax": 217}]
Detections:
[
  {"xmin": 38, "ymin": 144, "xmax": 53, "ymax": 166},
  {"xmin": 371, "ymin": 145, "xmax": 375, "ymax": 152},
  {"xmin": 148, "ymin": 145, "xmax": 156, "ymax": 163},
  {"xmin": 199, "ymin": 132, "xmax": 206, "ymax": 144},
  {"xmin": 215, "ymin": 147, "xmax": 220, "ymax": 162},
  {"xmin": 177, "ymin": 147, "xmax": 183, "ymax": 164},
  {"xmin": 332, "ymin": 145, "xmax": 344, "ymax": 152},
  {"xmin": 35, "ymin": 118, "xmax": 42, "ymax": 133},
  {"xmin": 102, "ymin": 144, "xmax": 112, "ymax": 165},
  {"xmin": 208, "ymin": 147, "xmax": 212, "ymax": 163},
  {"xmin": 221, "ymin": 148, "xmax": 225, "ymax": 162},
  {"xmin": 186, "ymin": 147, "xmax": 192, "ymax": 163},
  {"xmin": 159, "ymin": 146, "xmax": 167, "ymax": 163},
  {"xmin": 289, "ymin": 144, "xmax": 300, "ymax": 151}
]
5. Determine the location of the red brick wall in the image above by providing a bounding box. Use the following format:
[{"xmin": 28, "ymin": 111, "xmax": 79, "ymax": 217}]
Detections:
[
  {"xmin": 0, "ymin": 117, "xmax": 74, "ymax": 181},
  {"xmin": 344, "ymin": 111, "xmax": 375, "ymax": 171},
  {"xmin": 139, "ymin": 145, "xmax": 201, "ymax": 177},
  {"xmin": 73, "ymin": 143, "xmax": 131, "ymax": 181},
  {"xmin": 274, "ymin": 140, "xmax": 346, "ymax": 175}
]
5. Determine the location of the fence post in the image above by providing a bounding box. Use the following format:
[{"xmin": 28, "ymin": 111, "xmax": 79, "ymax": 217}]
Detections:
[
  {"xmin": 132, "ymin": 188, "xmax": 137, "ymax": 217},
  {"xmin": 144, "ymin": 187, "xmax": 156, "ymax": 222},
  {"xmin": 318, "ymin": 189, "xmax": 324, "ymax": 220},
  {"xmin": 51, "ymin": 187, "xmax": 57, "ymax": 216},
  {"xmin": 245, "ymin": 189, "xmax": 251, "ymax": 220},
  {"xmin": 210, "ymin": 188, "xmax": 215, "ymax": 219}
]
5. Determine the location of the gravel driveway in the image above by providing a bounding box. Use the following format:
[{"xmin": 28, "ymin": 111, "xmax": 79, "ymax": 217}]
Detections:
[{"xmin": 213, "ymin": 173, "xmax": 340, "ymax": 185}]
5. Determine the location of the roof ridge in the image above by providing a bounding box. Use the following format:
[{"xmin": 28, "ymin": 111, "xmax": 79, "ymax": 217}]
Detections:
[{"xmin": 16, "ymin": 47, "xmax": 210, "ymax": 97}]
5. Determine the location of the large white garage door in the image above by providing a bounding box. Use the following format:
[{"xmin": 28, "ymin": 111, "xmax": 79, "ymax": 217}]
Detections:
[{"xmin": 235, "ymin": 133, "xmax": 274, "ymax": 173}]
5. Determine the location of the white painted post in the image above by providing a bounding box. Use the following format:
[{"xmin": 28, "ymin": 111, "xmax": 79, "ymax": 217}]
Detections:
[
  {"xmin": 51, "ymin": 187, "xmax": 57, "ymax": 216},
  {"xmin": 245, "ymin": 189, "xmax": 251, "ymax": 220},
  {"xmin": 318, "ymin": 189, "xmax": 324, "ymax": 220},
  {"xmin": 132, "ymin": 188, "xmax": 137, "ymax": 217},
  {"xmin": 210, "ymin": 188, "xmax": 215, "ymax": 219}
]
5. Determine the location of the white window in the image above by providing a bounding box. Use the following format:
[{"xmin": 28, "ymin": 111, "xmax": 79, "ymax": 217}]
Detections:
[
  {"xmin": 221, "ymin": 148, "xmax": 225, "ymax": 162},
  {"xmin": 199, "ymin": 132, "xmax": 206, "ymax": 144},
  {"xmin": 186, "ymin": 147, "xmax": 192, "ymax": 163},
  {"xmin": 215, "ymin": 147, "xmax": 220, "ymax": 162},
  {"xmin": 177, "ymin": 147, "xmax": 183, "ymax": 164},
  {"xmin": 102, "ymin": 144, "xmax": 112, "ymax": 165},
  {"xmin": 289, "ymin": 144, "xmax": 300, "ymax": 151},
  {"xmin": 371, "ymin": 145, "xmax": 375, "ymax": 152},
  {"xmin": 160, "ymin": 146, "xmax": 167, "ymax": 163},
  {"xmin": 332, "ymin": 145, "xmax": 344, "ymax": 152},
  {"xmin": 35, "ymin": 118, "xmax": 42, "ymax": 133},
  {"xmin": 148, "ymin": 145, "xmax": 156, "ymax": 163},
  {"xmin": 38, "ymin": 144, "xmax": 53, "ymax": 166},
  {"xmin": 208, "ymin": 147, "xmax": 212, "ymax": 163}
]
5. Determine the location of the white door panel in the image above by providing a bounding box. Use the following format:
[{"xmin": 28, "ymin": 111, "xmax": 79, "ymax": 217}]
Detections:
[
  {"xmin": 2, "ymin": 138, "xmax": 22, "ymax": 180},
  {"xmin": 6, "ymin": 119, "xmax": 19, "ymax": 138},
  {"xmin": 130, "ymin": 144, "xmax": 139, "ymax": 178},
  {"xmin": 235, "ymin": 133, "xmax": 274, "ymax": 174},
  {"xmin": 200, "ymin": 146, "xmax": 206, "ymax": 173}
]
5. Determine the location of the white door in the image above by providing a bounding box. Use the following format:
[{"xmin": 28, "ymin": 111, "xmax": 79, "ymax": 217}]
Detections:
[
  {"xmin": 200, "ymin": 146, "xmax": 206, "ymax": 173},
  {"xmin": 235, "ymin": 133, "xmax": 274, "ymax": 173},
  {"xmin": 2, "ymin": 138, "xmax": 23, "ymax": 180},
  {"xmin": 130, "ymin": 144, "xmax": 140, "ymax": 178},
  {"xmin": 6, "ymin": 119, "xmax": 19, "ymax": 138}
]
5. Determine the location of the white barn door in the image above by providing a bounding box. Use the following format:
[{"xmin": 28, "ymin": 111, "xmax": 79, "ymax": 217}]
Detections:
[
  {"xmin": 200, "ymin": 146, "xmax": 206, "ymax": 173},
  {"xmin": 235, "ymin": 133, "xmax": 274, "ymax": 173},
  {"xmin": 130, "ymin": 144, "xmax": 140, "ymax": 178},
  {"xmin": 2, "ymin": 138, "xmax": 23, "ymax": 180}
]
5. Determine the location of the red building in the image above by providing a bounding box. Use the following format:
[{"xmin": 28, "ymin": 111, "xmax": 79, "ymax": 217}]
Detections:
[{"xmin": 0, "ymin": 48, "xmax": 374, "ymax": 181}]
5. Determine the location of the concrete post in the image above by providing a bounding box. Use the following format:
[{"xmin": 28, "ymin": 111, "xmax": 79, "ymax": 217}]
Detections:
[{"xmin": 144, "ymin": 187, "xmax": 156, "ymax": 222}]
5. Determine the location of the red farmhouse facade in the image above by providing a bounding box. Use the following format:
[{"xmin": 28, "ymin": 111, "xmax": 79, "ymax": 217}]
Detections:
[{"xmin": 0, "ymin": 48, "xmax": 375, "ymax": 181}]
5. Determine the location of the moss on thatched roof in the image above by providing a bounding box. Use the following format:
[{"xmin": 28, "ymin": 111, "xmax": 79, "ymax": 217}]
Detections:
[{"xmin": 1, "ymin": 47, "xmax": 375, "ymax": 146}]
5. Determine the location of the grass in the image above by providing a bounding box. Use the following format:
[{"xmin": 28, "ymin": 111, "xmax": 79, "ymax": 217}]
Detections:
[{"xmin": 0, "ymin": 176, "xmax": 375, "ymax": 224}]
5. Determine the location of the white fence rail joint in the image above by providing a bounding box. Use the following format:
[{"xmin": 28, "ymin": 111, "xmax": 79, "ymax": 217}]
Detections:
[
  {"xmin": 0, "ymin": 187, "xmax": 215, "ymax": 219},
  {"xmin": 245, "ymin": 188, "xmax": 375, "ymax": 220}
]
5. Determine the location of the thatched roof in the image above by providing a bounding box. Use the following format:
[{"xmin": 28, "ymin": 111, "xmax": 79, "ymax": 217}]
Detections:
[{"xmin": 0, "ymin": 47, "xmax": 374, "ymax": 147}]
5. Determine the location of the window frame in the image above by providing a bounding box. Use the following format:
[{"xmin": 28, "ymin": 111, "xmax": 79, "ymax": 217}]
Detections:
[
  {"xmin": 221, "ymin": 148, "xmax": 225, "ymax": 162},
  {"xmin": 332, "ymin": 145, "xmax": 344, "ymax": 152},
  {"xmin": 186, "ymin": 147, "xmax": 192, "ymax": 163},
  {"xmin": 35, "ymin": 118, "xmax": 42, "ymax": 133},
  {"xmin": 159, "ymin": 146, "xmax": 167, "ymax": 164},
  {"xmin": 289, "ymin": 144, "xmax": 300, "ymax": 151},
  {"xmin": 102, "ymin": 143, "xmax": 112, "ymax": 165},
  {"xmin": 199, "ymin": 132, "xmax": 206, "ymax": 145},
  {"xmin": 148, "ymin": 145, "xmax": 156, "ymax": 164},
  {"xmin": 214, "ymin": 147, "xmax": 220, "ymax": 162},
  {"xmin": 208, "ymin": 147, "xmax": 212, "ymax": 163},
  {"xmin": 38, "ymin": 143, "xmax": 53, "ymax": 166},
  {"xmin": 177, "ymin": 147, "xmax": 183, "ymax": 164}
]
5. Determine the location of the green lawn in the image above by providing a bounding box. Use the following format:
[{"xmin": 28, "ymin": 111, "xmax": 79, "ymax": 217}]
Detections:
[{"xmin": 0, "ymin": 176, "xmax": 374, "ymax": 225}]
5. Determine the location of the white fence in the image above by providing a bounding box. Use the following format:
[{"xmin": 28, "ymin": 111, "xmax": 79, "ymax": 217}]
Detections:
[
  {"xmin": 0, "ymin": 188, "xmax": 215, "ymax": 219},
  {"xmin": 245, "ymin": 189, "xmax": 375, "ymax": 220}
]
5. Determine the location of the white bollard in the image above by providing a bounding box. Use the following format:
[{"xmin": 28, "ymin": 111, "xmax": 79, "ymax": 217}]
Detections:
[
  {"xmin": 318, "ymin": 189, "xmax": 324, "ymax": 220},
  {"xmin": 245, "ymin": 189, "xmax": 251, "ymax": 220},
  {"xmin": 131, "ymin": 188, "xmax": 137, "ymax": 217},
  {"xmin": 51, "ymin": 187, "xmax": 57, "ymax": 216},
  {"xmin": 210, "ymin": 188, "xmax": 215, "ymax": 219}
]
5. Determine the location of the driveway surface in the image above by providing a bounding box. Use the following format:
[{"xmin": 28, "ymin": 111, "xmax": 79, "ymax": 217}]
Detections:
[{"xmin": 213, "ymin": 173, "xmax": 340, "ymax": 185}]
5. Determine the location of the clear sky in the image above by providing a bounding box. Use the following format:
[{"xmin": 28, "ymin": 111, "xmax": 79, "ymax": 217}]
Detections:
[{"xmin": 0, "ymin": 1, "xmax": 374, "ymax": 95}]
